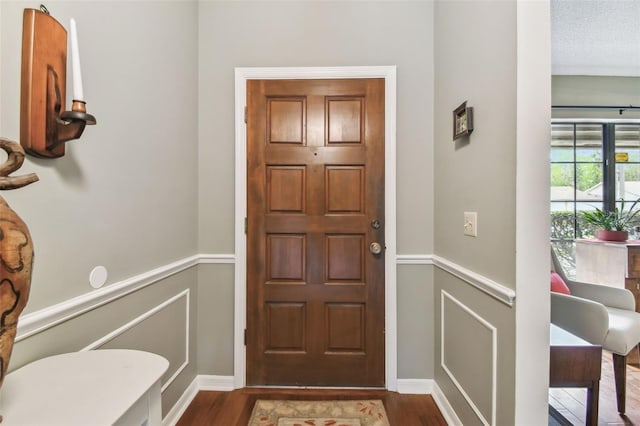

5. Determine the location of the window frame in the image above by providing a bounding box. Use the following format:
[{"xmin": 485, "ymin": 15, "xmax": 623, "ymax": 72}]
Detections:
[{"xmin": 550, "ymin": 118, "xmax": 640, "ymax": 248}]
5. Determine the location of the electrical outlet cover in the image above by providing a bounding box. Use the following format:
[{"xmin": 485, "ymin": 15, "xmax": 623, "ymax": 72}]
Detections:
[{"xmin": 464, "ymin": 212, "xmax": 477, "ymax": 237}]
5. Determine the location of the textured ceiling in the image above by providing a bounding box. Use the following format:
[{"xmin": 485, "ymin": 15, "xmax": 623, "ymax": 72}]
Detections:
[{"xmin": 552, "ymin": 0, "xmax": 640, "ymax": 76}]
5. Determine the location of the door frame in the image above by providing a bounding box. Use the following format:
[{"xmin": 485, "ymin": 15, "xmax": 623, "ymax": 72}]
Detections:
[{"xmin": 234, "ymin": 66, "xmax": 397, "ymax": 390}]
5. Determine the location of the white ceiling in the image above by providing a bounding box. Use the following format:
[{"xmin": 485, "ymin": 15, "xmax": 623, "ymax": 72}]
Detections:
[{"xmin": 552, "ymin": 0, "xmax": 640, "ymax": 76}]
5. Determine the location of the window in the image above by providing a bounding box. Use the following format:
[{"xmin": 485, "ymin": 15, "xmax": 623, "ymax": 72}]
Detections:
[{"xmin": 550, "ymin": 120, "xmax": 640, "ymax": 275}]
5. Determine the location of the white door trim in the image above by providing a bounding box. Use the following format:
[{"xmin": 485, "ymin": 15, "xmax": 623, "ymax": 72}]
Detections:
[{"xmin": 234, "ymin": 66, "xmax": 397, "ymax": 390}]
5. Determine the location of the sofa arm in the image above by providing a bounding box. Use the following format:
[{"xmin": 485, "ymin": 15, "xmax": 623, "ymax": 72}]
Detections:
[
  {"xmin": 550, "ymin": 292, "xmax": 609, "ymax": 345},
  {"xmin": 565, "ymin": 279, "xmax": 636, "ymax": 311}
]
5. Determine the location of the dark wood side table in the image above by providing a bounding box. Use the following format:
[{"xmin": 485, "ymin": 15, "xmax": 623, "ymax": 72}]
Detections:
[{"xmin": 550, "ymin": 324, "xmax": 603, "ymax": 426}]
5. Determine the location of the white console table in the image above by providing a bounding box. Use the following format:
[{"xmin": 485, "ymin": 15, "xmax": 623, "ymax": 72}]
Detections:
[
  {"xmin": 576, "ymin": 239, "xmax": 640, "ymax": 286},
  {"xmin": 0, "ymin": 349, "xmax": 169, "ymax": 426},
  {"xmin": 575, "ymin": 239, "xmax": 640, "ymax": 312}
]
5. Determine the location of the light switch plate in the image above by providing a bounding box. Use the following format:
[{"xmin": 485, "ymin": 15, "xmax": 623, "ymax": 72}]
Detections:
[{"xmin": 464, "ymin": 212, "xmax": 477, "ymax": 237}]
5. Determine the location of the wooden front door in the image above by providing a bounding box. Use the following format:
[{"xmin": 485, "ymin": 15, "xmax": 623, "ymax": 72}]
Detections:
[{"xmin": 246, "ymin": 78, "xmax": 385, "ymax": 387}]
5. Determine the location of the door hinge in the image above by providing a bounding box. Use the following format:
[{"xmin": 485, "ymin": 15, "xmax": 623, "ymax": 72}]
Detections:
[
  {"xmin": 244, "ymin": 217, "xmax": 248, "ymax": 234},
  {"xmin": 244, "ymin": 329, "xmax": 247, "ymax": 345},
  {"xmin": 244, "ymin": 106, "xmax": 248, "ymax": 124}
]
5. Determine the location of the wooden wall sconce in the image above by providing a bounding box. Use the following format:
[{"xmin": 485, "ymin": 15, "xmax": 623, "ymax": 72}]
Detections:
[{"xmin": 20, "ymin": 6, "xmax": 96, "ymax": 159}]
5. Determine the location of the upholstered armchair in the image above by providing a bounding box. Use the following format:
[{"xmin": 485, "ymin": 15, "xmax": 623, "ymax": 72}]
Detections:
[{"xmin": 550, "ymin": 247, "xmax": 640, "ymax": 415}]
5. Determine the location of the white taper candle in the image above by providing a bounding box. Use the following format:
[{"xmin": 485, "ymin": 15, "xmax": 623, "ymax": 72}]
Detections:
[{"xmin": 70, "ymin": 18, "xmax": 84, "ymax": 101}]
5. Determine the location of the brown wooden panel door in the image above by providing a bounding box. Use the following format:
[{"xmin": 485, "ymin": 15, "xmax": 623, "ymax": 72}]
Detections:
[{"xmin": 246, "ymin": 78, "xmax": 385, "ymax": 386}]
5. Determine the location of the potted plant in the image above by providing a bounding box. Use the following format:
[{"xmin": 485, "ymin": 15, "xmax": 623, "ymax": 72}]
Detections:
[{"xmin": 582, "ymin": 198, "xmax": 640, "ymax": 242}]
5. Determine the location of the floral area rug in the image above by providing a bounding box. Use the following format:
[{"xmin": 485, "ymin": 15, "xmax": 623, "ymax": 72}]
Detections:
[{"xmin": 248, "ymin": 399, "xmax": 390, "ymax": 426}]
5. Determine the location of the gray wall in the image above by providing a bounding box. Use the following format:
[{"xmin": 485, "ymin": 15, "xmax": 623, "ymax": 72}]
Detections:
[
  {"xmin": 0, "ymin": 0, "xmax": 199, "ymax": 417},
  {"xmin": 0, "ymin": 0, "xmax": 199, "ymax": 312},
  {"xmin": 197, "ymin": 0, "xmax": 436, "ymax": 378},
  {"xmin": 11, "ymin": 272, "xmax": 198, "ymax": 418},
  {"xmin": 197, "ymin": 0, "xmax": 434, "ymax": 255},
  {"xmin": 434, "ymin": 2, "xmax": 516, "ymax": 422},
  {"xmin": 434, "ymin": 1, "xmax": 517, "ymax": 285},
  {"xmin": 197, "ymin": 264, "xmax": 235, "ymax": 375},
  {"xmin": 1, "ymin": 0, "xmax": 439, "ymax": 416},
  {"xmin": 552, "ymin": 75, "xmax": 640, "ymax": 119},
  {"xmin": 434, "ymin": 1, "xmax": 549, "ymax": 425},
  {"xmin": 0, "ymin": 0, "xmax": 553, "ymax": 423}
]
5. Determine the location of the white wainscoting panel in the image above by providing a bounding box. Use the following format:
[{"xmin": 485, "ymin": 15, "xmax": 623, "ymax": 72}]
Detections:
[
  {"xmin": 82, "ymin": 290, "xmax": 190, "ymax": 393},
  {"xmin": 16, "ymin": 250, "xmax": 516, "ymax": 426},
  {"xmin": 441, "ymin": 290, "xmax": 497, "ymax": 426}
]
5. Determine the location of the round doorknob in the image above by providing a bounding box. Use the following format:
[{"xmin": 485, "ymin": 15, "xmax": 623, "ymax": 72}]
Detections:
[{"xmin": 369, "ymin": 242, "xmax": 383, "ymax": 255}]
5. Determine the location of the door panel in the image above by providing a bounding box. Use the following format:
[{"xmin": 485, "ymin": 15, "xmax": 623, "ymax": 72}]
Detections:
[{"xmin": 247, "ymin": 78, "xmax": 385, "ymax": 386}]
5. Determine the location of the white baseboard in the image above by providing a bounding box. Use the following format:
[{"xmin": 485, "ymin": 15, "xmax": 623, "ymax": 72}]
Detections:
[
  {"xmin": 431, "ymin": 380, "xmax": 463, "ymax": 426},
  {"xmin": 396, "ymin": 379, "xmax": 462, "ymax": 425},
  {"xmin": 397, "ymin": 378, "xmax": 433, "ymax": 394},
  {"xmin": 198, "ymin": 375, "xmax": 235, "ymax": 391},
  {"xmin": 163, "ymin": 376, "xmax": 200, "ymax": 426},
  {"xmin": 163, "ymin": 375, "xmax": 235, "ymax": 426},
  {"xmin": 164, "ymin": 376, "xmax": 461, "ymax": 426}
]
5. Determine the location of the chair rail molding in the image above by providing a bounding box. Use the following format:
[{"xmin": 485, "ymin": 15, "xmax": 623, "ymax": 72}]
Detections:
[
  {"xmin": 433, "ymin": 255, "xmax": 515, "ymax": 306},
  {"xmin": 16, "ymin": 253, "xmax": 233, "ymax": 342},
  {"xmin": 16, "ymin": 251, "xmax": 514, "ymax": 346},
  {"xmin": 396, "ymin": 254, "xmax": 434, "ymax": 265},
  {"xmin": 395, "ymin": 253, "xmax": 515, "ymax": 305}
]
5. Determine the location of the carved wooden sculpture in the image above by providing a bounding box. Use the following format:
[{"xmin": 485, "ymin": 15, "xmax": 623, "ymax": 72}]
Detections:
[{"xmin": 0, "ymin": 138, "xmax": 38, "ymax": 418}]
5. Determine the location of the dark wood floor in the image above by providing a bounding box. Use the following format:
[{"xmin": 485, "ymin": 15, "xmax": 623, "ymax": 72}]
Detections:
[
  {"xmin": 176, "ymin": 388, "xmax": 447, "ymax": 425},
  {"xmin": 549, "ymin": 350, "xmax": 640, "ymax": 425},
  {"xmin": 175, "ymin": 350, "xmax": 638, "ymax": 426}
]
